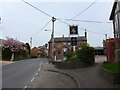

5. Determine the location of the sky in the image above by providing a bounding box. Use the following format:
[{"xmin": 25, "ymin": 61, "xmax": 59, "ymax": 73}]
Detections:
[{"xmin": 0, "ymin": 0, "xmax": 114, "ymax": 48}]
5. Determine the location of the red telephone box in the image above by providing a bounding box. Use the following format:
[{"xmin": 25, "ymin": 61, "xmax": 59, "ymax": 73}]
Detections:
[{"xmin": 106, "ymin": 38, "xmax": 115, "ymax": 62}]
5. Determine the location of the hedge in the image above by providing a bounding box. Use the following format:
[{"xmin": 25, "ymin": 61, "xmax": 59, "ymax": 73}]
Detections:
[{"xmin": 76, "ymin": 45, "xmax": 95, "ymax": 64}]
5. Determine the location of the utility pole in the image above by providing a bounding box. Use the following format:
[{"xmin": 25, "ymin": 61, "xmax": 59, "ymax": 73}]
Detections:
[
  {"xmin": 51, "ymin": 17, "xmax": 56, "ymax": 62},
  {"xmin": 30, "ymin": 37, "xmax": 32, "ymax": 49},
  {"xmin": 105, "ymin": 34, "xmax": 107, "ymax": 40}
]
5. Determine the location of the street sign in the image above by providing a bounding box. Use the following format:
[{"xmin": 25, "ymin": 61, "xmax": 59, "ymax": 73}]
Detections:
[
  {"xmin": 70, "ymin": 26, "xmax": 78, "ymax": 35},
  {"xmin": 71, "ymin": 37, "xmax": 77, "ymax": 46}
]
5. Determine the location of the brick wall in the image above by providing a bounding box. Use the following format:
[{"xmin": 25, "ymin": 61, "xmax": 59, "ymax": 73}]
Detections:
[
  {"xmin": 31, "ymin": 47, "xmax": 39, "ymax": 57},
  {"xmin": 48, "ymin": 40, "xmax": 87, "ymax": 60}
]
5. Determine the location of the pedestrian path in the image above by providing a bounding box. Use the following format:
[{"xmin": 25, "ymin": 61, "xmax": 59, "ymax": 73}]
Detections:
[
  {"xmin": 44, "ymin": 62, "xmax": 120, "ymax": 88},
  {"xmin": 0, "ymin": 61, "xmax": 14, "ymax": 66}
]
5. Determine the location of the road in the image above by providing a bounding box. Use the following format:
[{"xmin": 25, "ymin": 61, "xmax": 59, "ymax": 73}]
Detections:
[
  {"xmin": 2, "ymin": 58, "xmax": 77, "ymax": 89},
  {"xmin": 2, "ymin": 58, "xmax": 45, "ymax": 88}
]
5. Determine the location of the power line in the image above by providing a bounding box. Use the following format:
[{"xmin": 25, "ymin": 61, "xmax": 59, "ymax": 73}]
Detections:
[
  {"xmin": 22, "ymin": 0, "xmax": 52, "ymax": 18},
  {"xmin": 22, "ymin": 0, "xmax": 107, "ymax": 39},
  {"xmin": 63, "ymin": 19, "xmax": 112, "ymax": 24},
  {"xmin": 32, "ymin": 19, "xmax": 51, "ymax": 37},
  {"xmin": 79, "ymin": 27, "xmax": 105, "ymax": 35},
  {"xmin": 56, "ymin": 19, "xmax": 106, "ymax": 35},
  {"xmin": 65, "ymin": 0, "xmax": 98, "ymax": 22},
  {"xmin": 33, "ymin": 39, "xmax": 40, "ymax": 45},
  {"xmin": 56, "ymin": 18, "xmax": 70, "ymax": 25}
]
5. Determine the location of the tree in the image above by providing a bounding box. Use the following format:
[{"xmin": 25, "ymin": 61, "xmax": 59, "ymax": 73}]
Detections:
[
  {"xmin": 26, "ymin": 43, "xmax": 30, "ymax": 54},
  {"xmin": 2, "ymin": 37, "xmax": 22, "ymax": 61}
]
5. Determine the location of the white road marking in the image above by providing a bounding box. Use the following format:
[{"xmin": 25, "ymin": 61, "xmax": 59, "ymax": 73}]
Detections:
[
  {"xmin": 38, "ymin": 67, "xmax": 41, "ymax": 71},
  {"xmin": 23, "ymin": 86, "xmax": 28, "ymax": 90},
  {"xmin": 38, "ymin": 62, "xmax": 43, "ymax": 72},
  {"xmin": 31, "ymin": 77, "xmax": 35, "ymax": 82},
  {"xmin": 36, "ymin": 73, "xmax": 38, "ymax": 76},
  {"xmin": 24, "ymin": 62, "xmax": 44, "ymax": 89}
]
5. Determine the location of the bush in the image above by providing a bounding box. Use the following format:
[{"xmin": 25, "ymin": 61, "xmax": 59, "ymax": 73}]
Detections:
[
  {"xmin": 76, "ymin": 45, "xmax": 95, "ymax": 64},
  {"xmin": 38, "ymin": 53, "xmax": 46, "ymax": 58},
  {"xmin": 2, "ymin": 47, "xmax": 12, "ymax": 61},
  {"xmin": 64, "ymin": 51, "xmax": 74, "ymax": 60},
  {"xmin": 67, "ymin": 56, "xmax": 80, "ymax": 62},
  {"xmin": 14, "ymin": 49, "xmax": 27, "ymax": 59}
]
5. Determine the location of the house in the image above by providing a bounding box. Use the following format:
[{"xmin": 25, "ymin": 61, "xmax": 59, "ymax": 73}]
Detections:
[
  {"xmin": 38, "ymin": 45, "xmax": 48, "ymax": 57},
  {"xmin": 21, "ymin": 43, "xmax": 28, "ymax": 51},
  {"xmin": 94, "ymin": 47, "xmax": 104, "ymax": 55},
  {"xmin": 109, "ymin": 0, "xmax": 120, "ymax": 63},
  {"xmin": 48, "ymin": 35, "xmax": 87, "ymax": 60},
  {"xmin": 31, "ymin": 47, "xmax": 39, "ymax": 58}
]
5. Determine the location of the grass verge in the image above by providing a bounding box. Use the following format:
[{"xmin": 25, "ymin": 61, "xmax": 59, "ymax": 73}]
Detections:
[{"xmin": 102, "ymin": 63, "xmax": 120, "ymax": 73}]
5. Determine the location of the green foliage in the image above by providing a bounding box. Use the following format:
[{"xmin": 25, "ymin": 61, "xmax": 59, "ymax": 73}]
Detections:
[
  {"xmin": 76, "ymin": 45, "xmax": 95, "ymax": 64},
  {"xmin": 14, "ymin": 49, "xmax": 27, "ymax": 60},
  {"xmin": 65, "ymin": 56, "xmax": 80, "ymax": 62},
  {"xmin": 2, "ymin": 47, "xmax": 12, "ymax": 61},
  {"xmin": 16, "ymin": 49, "xmax": 26, "ymax": 56},
  {"xmin": 103, "ymin": 40, "xmax": 106, "ymax": 47},
  {"xmin": 38, "ymin": 53, "xmax": 46, "ymax": 58},
  {"xmin": 102, "ymin": 63, "xmax": 120, "ymax": 72},
  {"xmin": 64, "ymin": 51, "xmax": 74, "ymax": 60},
  {"xmin": 26, "ymin": 43, "xmax": 30, "ymax": 54}
]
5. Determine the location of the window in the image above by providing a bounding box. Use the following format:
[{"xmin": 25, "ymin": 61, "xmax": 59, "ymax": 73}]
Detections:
[
  {"xmin": 63, "ymin": 48, "xmax": 67, "ymax": 52},
  {"xmin": 63, "ymin": 43, "xmax": 66, "ymax": 45},
  {"xmin": 63, "ymin": 42, "xmax": 67, "ymax": 48},
  {"xmin": 57, "ymin": 50, "xmax": 61, "ymax": 54}
]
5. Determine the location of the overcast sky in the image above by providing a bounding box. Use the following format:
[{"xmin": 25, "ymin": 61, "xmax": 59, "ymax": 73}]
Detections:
[{"xmin": 0, "ymin": 0, "xmax": 114, "ymax": 48}]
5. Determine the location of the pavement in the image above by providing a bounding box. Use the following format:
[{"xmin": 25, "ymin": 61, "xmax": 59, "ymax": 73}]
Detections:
[
  {"xmin": 44, "ymin": 55, "xmax": 120, "ymax": 88},
  {"xmin": 29, "ymin": 65, "xmax": 77, "ymax": 88},
  {"xmin": 0, "ymin": 61, "xmax": 14, "ymax": 66}
]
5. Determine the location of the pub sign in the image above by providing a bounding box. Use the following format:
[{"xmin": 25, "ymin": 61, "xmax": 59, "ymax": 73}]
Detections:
[{"xmin": 70, "ymin": 25, "xmax": 78, "ymax": 35}]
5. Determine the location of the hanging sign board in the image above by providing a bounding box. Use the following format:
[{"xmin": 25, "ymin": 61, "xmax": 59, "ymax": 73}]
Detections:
[{"xmin": 70, "ymin": 25, "xmax": 78, "ymax": 35}]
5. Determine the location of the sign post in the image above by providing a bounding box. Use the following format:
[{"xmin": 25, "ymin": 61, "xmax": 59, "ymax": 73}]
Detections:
[{"xmin": 69, "ymin": 25, "xmax": 78, "ymax": 52}]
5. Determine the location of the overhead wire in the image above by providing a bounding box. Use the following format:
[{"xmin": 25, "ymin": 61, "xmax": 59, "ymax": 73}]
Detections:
[
  {"xmin": 79, "ymin": 27, "xmax": 105, "ymax": 36},
  {"xmin": 62, "ymin": 19, "xmax": 112, "ymax": 24},
  {"xmin": 22, "ymin": 0, "xmax": 52, "ymax": 18},
  {"xmin": 56, "ymin": 18, "xmax": 70, "ymax": 25},
  {"xmin": 32, "ymin": 19, "xmax": 51, "ymax": 37},
  {"xmin": 66, "ymin": 0, "xmax": 98, "ymax": 21},
  {"xmin": 22, "ymin": 0, "xmax": 108, "ymax": 40},
  {"xmin": 33, "ymin": 39, "xmax": 40, "ymax": 45}
]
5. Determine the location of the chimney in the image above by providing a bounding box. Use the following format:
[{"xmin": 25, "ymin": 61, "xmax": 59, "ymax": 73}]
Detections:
[{"xmin": 62, "ymin": 35, "xmax": 64, "ymax": 38}]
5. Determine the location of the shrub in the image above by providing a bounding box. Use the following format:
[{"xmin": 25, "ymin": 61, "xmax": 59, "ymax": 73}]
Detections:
[
  {"xmin": 70, "ymin": 56, "xmax": 80, "ymax": 62},
  {"xmin": 2, "ymin": 47, "xmax": 12, "ymax": 61},
  {"xmin": 64, "ymin": 51, "xmax": 74, "ymax": 60},
  {"xmin": 64, "ymin": 56, "xmax": 80, "ymax": 62},
  {"xmin": 14, "ymin": 49, "xmax": 27, "ymax": 59},
  {"xmin": 76, "ymin": 45, "xmax": 95, "ymax": 64},
  {"xmin": 38, "ymin": 53, "xmax": 46, "ymax": 58}
]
